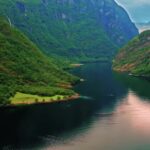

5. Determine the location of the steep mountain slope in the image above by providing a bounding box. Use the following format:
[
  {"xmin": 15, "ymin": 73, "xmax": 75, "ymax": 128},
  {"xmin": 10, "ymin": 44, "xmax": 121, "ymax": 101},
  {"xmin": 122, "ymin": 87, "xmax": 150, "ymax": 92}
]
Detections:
[
  {"xmin": 0, "ymin": 18, "xmax": 78, "ymax": 105},
  {"xmin": 113, "ymin": 30, "xmax": 150, "ymax": 78},
  {"xmin": 0, "ymin": 0, "xmax": 138, "ymax": 60}
]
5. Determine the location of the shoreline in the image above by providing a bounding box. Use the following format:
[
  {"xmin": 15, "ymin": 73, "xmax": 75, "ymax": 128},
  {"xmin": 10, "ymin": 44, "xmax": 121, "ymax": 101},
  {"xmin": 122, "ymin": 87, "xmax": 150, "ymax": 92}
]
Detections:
[
  {"xmin": 113, "ymin": 69, "xmax": 150, "ymax": 81},
  {"xmin": 0, "ymin": 94, "xmax": 80, "ymax": 108},
  {"xmin": 0, "ymin": 63, "xmax": 84, "ymax": 109},
  {"xmin": 70, "ymin": 63, "xmax": 84, "ymax": 68}
]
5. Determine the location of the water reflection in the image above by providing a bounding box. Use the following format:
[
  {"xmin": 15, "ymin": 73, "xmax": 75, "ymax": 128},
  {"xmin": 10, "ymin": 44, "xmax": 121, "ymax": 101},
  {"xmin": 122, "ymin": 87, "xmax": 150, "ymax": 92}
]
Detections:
[
  {"xmin": 115, "ymin": 91, "xmax": 150, "ymax": 136},
  {"xmin": 0, "ymin": 63, "xmax": 149, "ymax": 150},
  {"xmin": 114, "ymin": 72, "xmax": 150, "ymax": 99},
  {"xmin": 46, "ymin": 90, "xmax": 150, "ymax": 150}
]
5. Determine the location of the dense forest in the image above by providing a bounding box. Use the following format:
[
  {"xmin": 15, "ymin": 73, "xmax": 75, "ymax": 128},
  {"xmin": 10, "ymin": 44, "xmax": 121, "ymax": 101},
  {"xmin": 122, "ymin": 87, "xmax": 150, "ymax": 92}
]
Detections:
[
  {"xmin": 0, "ymin": 18, "xmax": 78, "ymax": 105},
  {"xmin": 0, "ymin": 0, "xmax": 138, "ymax": 61},
  {"xmin": 0, "ymin": 0, "xmax": 139, "ymax": 105}
]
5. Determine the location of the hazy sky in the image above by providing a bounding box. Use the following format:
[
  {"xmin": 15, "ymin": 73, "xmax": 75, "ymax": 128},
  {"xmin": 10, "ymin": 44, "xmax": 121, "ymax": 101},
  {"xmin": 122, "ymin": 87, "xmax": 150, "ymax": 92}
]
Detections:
[{"xmin": 115, "ymin": 0, "xmax": 150, "ymax": 22}]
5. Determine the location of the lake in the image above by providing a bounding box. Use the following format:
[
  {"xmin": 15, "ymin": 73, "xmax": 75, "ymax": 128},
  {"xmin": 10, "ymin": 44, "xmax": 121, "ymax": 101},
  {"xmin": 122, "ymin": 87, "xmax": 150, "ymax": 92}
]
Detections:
[{"xmin": 0, "ymin": 62, "xmax": 150, "ymax": 150}]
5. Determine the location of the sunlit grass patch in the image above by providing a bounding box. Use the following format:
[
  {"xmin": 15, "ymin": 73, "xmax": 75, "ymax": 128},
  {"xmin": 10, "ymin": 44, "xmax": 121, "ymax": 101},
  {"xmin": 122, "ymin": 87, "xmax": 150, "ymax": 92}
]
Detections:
[{"xmin": 10, "ymin": 92, "xmax": 66, "ymax": 105}]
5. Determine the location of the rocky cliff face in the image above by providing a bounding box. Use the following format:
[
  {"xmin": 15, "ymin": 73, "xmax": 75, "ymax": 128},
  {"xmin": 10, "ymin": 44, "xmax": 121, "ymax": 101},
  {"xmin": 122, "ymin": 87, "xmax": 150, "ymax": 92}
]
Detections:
[
  {"xmin": 96, "ymin": 0, "xmax": 138, "ymax": 46},
  {"xmin": 0, "ymin": 0, "xmax": 138, "ymax": 60}
]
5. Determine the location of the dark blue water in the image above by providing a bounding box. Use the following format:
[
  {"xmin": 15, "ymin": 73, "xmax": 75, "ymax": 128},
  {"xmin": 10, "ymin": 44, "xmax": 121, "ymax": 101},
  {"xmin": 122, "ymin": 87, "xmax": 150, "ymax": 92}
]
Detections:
[{"xmin": 0, "ymin": 62, "xmax": 150, "ymax": 150}]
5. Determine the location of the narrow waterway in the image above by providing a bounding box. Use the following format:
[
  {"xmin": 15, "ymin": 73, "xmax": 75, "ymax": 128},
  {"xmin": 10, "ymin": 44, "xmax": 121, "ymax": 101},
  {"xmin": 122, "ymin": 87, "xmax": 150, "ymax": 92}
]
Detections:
[{"xmin": 0, "ymin": 62, "xmax": 150, "ymax": 150}]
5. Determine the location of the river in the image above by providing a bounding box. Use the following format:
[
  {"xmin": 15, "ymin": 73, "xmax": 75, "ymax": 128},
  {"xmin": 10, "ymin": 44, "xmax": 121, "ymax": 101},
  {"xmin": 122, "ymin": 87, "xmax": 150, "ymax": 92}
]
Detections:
[{"xmin": 0, "ymin": 62, "xmax": 150, "ymax": 150}]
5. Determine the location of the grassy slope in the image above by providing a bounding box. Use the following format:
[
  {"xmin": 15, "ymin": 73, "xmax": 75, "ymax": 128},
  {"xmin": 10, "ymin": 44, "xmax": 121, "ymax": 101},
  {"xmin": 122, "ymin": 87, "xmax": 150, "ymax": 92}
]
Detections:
[
  {"xmin": 113, "ymin": 30, "xmax": 150, "ymax": 77},
  {"xmin": 10, "ymin": 92, "xmax": 65, "ymax": 105},
  {"xmin": 0, "ymin": 0, "xmax": 137, "ymax": 61},
  {"xmin": 10, "ymin": 92, "xmax": 77, "ymax": 105},
  {"xmin": 0, "ymin": 18, "xmax": 78, "ymax": 105}
]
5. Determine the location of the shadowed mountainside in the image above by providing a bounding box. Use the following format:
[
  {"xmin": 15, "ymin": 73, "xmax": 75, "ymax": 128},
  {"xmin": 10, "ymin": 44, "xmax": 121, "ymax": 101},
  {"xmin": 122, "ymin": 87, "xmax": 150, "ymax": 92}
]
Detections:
[{"xmin": 0, "ymin": 0, "xmax": 138, "ymax": 61}]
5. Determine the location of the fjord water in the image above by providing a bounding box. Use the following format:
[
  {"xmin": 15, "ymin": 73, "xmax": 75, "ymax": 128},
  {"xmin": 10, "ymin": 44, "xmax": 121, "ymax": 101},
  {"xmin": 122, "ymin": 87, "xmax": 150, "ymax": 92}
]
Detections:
[{"xmin": 0, "ymin": 63, "xmax": 150, "ymax": 150}]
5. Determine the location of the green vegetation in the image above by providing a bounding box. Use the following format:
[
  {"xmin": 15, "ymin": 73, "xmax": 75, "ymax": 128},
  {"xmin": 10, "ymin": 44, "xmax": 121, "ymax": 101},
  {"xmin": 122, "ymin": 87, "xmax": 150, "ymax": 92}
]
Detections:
[
  {"xmin": 113, "ymin": 30, "xmax": 150, "ymax": 78},
  {"xmin": 0, "ymin": 0, "xmax": 138, "ymax": 61},
  {"xmin": 0, "ymin": 0, "xmax": 139, "ymax": 105},
  {"xmin": 0, "ymin": 18, "xmax": 79, "ymax": 106},
  {"xmin": 10, "ymin": 92, "xmax": 69, "ymax": 105}
]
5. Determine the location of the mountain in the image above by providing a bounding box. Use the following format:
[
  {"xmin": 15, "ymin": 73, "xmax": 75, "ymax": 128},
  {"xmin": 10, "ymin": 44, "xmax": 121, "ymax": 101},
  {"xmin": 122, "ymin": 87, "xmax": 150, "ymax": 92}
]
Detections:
[
  {"xmin": 0, "ymin": 18, "xmax": 78, "ymax": 105},
  {"xmin": 113, "ymin": 30, "xmax": 150, "ymax": 78},
  {"xmin": 0, "ymin": 0, "xmax": 138, "ymax": 61}
]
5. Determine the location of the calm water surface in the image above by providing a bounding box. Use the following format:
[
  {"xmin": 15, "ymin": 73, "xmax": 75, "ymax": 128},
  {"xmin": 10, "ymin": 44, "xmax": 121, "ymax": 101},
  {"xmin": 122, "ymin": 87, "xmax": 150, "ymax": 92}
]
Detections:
[{"xmin": 0, "ymin": 63, "xmax": 150, "ymax": 150}]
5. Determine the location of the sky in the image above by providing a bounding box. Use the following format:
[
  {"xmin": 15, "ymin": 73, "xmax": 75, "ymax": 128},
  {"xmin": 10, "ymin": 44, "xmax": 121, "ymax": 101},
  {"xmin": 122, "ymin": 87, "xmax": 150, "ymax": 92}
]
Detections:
[{"xmin": 115, "ymin": 0, "xmax": 150, "ymax": 23}]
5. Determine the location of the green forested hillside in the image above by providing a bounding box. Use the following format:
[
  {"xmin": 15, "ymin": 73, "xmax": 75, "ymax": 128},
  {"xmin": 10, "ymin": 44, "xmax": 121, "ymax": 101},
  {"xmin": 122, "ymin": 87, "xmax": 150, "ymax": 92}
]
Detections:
[
  {"xmin": 113, "ymin": 30, "xmax": 150, "ymax": 78},
  {"xmin": 0, "ymin": 18, "xmax": 78, "ymax": 105},
  {"xmin": 0, "ymin": 0, "xmax": 139, "ymax": 105},
  {"xmin": 0, "ymin": 0, "xmax": 138, "ymax": 61}
]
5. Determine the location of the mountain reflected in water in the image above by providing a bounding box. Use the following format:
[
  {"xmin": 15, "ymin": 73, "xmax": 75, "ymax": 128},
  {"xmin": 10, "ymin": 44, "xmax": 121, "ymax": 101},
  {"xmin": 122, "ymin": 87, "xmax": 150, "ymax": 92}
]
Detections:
[
  {"xmin": 114, "ymin": 72, "xmax": 150, "ymax": 99},
  {"xmin": 0, "ymin": 63, "xmax": 150, "ymax": 150}
]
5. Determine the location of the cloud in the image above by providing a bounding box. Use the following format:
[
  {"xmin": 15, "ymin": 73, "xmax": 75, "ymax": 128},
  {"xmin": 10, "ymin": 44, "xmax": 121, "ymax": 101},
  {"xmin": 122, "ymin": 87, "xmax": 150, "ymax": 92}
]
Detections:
[
  {"xmin": 115, "ymin": 0, "xmax": 150, "ymax": 22},
  {"xmin": 115, "ymin": 0, "xmax": 150, "ymax": 8}
]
